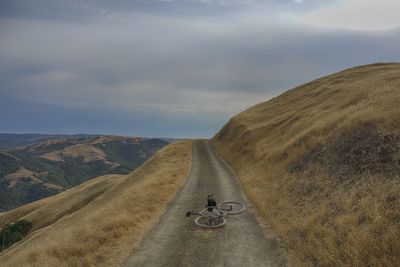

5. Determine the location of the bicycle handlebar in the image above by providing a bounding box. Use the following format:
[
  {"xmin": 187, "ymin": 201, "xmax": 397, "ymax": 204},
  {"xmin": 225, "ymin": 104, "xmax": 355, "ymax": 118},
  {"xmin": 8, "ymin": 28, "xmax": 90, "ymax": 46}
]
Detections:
[{"xmin": 186, "ymin": 211, "xmax": 203, "ymax": 217}]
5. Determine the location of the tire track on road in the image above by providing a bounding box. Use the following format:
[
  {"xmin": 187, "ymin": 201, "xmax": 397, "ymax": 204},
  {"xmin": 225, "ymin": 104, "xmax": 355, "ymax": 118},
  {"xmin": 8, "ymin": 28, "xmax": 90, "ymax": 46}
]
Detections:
[{"xmin": 123, "ymin": 140, "xmax": 280, "ymax": 267}]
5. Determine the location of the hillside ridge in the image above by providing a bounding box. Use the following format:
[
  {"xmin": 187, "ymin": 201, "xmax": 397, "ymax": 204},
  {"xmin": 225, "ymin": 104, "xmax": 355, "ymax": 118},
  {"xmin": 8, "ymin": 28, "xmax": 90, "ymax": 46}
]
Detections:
[
  {"xmin": 0, "ymin": 141, "xmax": 192, "ymax": 266},
  {"xmin": 0, "ymin": 135, "xmax": 168, "ymax": 211},
  {"xmin": 212, "ymin": 63, "xmax": 400, "ymax": 266}
]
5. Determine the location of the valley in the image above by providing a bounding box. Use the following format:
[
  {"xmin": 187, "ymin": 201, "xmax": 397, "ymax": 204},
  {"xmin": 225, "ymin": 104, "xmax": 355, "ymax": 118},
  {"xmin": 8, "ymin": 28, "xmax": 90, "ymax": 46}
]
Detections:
[{"xmin": 0, "ymin": 135, "xmax": 168, "ymax": 211}]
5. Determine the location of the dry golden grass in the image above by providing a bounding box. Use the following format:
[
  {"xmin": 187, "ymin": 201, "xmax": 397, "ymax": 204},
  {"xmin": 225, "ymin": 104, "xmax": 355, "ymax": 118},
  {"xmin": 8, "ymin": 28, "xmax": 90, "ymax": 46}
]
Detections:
[
  {"xmin": 30, "ymin": 135, "xmax": 143, "ymax": 163},
  {"xmin": 4, "ymin": 168, "xmax": 62, "ymax": 190},
  {"xmin": 41, "ymin": 144, "xmax": 108, "ymax": 162},
  {"xmin": 0, "ymin": 141, "xmax": 192, "ymax": 267},
  {"xmin": 4, "ymin": 168, "xmax": 36, "ymax": 187},
  {"xmin": 211, "ymin": 63, "xmax": 400, "ymax": 266}
]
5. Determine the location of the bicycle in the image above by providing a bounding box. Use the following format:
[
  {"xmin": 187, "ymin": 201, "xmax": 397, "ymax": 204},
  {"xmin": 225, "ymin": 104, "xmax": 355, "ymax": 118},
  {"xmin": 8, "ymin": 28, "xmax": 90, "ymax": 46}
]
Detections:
[{"xmin": 185, "ymin": 195, "xmax": 246, "ymax": 228}]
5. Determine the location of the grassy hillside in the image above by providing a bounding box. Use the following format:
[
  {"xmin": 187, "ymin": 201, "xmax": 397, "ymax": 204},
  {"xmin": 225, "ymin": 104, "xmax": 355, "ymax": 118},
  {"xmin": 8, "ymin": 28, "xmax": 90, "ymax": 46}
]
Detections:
[
  {"xmin": 0, "ymin": 141, "xmax": 192, "ymax": 267},
  {"xmin": 211, "ymin": 63, "xmax": 400, "ymax": 266},
  {"xmin": 0, "ymin": 136, "xmax": 168, "ymax": 211}
]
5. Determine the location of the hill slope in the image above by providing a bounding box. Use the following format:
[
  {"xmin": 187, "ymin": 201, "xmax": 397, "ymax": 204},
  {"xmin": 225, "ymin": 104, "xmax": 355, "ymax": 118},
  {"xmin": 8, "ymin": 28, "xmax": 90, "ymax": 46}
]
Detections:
[
  {"xmin": 211, "ymin": 63, "xmax": 400, "ymax": 266},
  {"xmin": 0, "ymin": 136, "xmax": 168, "ymax": 211},
  {"xmin": 0, "ymin": 141, "xmax": 192, "ymax": 266},
  {"xmin": 0, "ymin": 134, "xmax": 95, "ymax": 150}
]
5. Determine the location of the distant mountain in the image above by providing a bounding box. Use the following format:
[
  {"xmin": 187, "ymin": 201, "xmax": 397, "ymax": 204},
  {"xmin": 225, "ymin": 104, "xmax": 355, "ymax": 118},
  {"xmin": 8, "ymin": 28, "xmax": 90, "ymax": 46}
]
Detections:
[
  {"xmin": 0, "ymin": 133, "xmax": 96, "ymax": 150},
  {"xmin": 158, "ymin": 138, "xmax": 184, "ymax": 143},
  {"xmin": 0, "ymin": 135, "xmax": 168, "ymax": 211}
]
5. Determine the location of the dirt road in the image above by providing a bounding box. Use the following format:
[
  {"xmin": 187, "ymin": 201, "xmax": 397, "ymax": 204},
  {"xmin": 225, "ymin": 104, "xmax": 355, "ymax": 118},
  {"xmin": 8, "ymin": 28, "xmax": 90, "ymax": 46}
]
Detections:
[{"xmin": 123, "ymin": 140, "xmax": 281, "ymax": 266}]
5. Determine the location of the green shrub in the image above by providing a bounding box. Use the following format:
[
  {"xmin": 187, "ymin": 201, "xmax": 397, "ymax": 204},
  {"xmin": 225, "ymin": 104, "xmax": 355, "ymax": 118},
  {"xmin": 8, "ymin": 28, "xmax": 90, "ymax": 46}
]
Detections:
[{"xmin": 0, "ymin": 220, "xmax": 32, "ymax": 251}]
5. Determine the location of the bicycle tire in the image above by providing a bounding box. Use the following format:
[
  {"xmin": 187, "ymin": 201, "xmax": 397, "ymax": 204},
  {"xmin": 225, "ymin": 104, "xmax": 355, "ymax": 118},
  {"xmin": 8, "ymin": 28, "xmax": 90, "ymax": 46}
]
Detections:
[
  {"xmin": 218, "ymin": 201, "xmax": 246, "ymax": 215},
  {"xmin": 194, "ymin": 216, "xmax": 226, "ymax": 228}
]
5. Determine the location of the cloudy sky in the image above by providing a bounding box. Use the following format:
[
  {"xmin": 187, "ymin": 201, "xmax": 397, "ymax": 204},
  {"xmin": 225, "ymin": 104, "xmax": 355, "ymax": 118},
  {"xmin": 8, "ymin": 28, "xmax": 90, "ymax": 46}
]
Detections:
[{"xmin": 1, "ymin": 0, "xmax": 400, "ymax": 138}]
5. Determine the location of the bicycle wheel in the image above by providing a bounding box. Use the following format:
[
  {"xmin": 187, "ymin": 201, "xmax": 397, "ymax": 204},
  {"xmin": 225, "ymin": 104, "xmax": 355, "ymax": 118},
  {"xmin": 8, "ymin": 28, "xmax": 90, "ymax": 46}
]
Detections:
[
  {"xmin": 194, "ymin": 216, "xmax": 226, "ymax": 228},
  {"xmin": 218, "ymin": 201, "xmax": 246, "ymax": 215}
]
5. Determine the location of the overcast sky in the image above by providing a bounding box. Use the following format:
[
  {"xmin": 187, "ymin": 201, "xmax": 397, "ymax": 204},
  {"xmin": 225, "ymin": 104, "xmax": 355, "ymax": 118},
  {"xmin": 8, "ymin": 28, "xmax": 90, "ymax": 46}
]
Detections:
[{"xmin": 1, "ymin": 0, "xmax": 399, "ymax": 138}]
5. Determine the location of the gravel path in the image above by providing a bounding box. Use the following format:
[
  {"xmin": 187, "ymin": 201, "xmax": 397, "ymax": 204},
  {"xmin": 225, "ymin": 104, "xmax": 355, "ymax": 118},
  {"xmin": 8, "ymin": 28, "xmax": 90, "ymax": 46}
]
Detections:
[{"xmin": 123, "ymin": 140, "xmax": 281, "ymax": 267}]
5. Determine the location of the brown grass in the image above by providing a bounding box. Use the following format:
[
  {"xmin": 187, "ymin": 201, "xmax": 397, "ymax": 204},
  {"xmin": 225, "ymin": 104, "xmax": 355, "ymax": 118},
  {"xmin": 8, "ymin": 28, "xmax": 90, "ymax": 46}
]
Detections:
[
  {"xmin": 0, "ymin": 141, "xmax": 192, "ymax": 267},
  {"xmin": 211, "ymin": 63, "xmax": 400, "ymax": 266},
  {"xmin": 4, "ymin": 168, "xmax": 62, "ymax": 190},
  {"xmin": 4, "ymin": 168, "xmax": 36, "ymax": 187},
  {"xmin": 41, "ymin": 144, "xmax": 108, "ymax": 162}
]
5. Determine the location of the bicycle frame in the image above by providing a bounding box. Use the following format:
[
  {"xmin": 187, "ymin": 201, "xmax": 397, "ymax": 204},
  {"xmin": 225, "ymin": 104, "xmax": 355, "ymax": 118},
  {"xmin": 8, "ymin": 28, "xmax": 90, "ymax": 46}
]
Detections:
[{"xmin": 186, "ymin": 199, "xmax": 246, "ymax": 228}]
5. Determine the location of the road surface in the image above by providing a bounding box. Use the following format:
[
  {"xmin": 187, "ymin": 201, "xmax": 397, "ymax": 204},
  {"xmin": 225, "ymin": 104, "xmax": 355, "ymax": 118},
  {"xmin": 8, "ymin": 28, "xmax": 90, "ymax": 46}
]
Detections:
[{"xmin": 124, "ymin": 140, "xmax": 281, "ymax": 267}]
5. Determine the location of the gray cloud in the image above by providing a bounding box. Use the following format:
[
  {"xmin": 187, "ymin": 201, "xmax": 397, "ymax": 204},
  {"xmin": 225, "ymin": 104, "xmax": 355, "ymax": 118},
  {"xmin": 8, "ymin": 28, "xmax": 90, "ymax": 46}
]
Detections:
[
  {"xmin": 298, "ymin": 0, "xmax": 400, "ymax": 30},
  {"xmin": 0, "ymin": 0, "xmax": 399, "ymax": 137},
  {"xmin": 0, "ymin": 0, "xmax": 335, "ymax": 20}
]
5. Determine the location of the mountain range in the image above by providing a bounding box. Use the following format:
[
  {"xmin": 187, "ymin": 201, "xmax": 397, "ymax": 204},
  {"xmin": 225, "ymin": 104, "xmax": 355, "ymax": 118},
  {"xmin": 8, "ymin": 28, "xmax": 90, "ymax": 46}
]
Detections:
[
  {"xmin": 0, "ymin": 134, "xmax": 97, "ymax": 150},
  {"xmin": 0, "ymin": 135, "xmax": 168, "ymax": 211}
]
